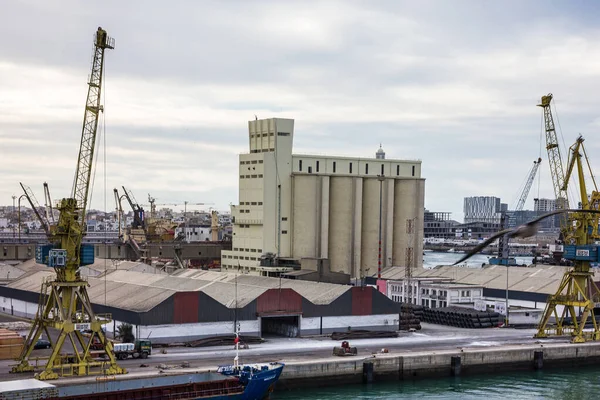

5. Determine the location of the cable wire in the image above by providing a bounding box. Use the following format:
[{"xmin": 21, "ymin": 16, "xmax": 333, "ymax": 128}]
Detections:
[
  {"xmin": 552, "ymin": 98, "xmax": 578, "ymax": 205},
  {"xmin": 103, "ymin": 59, "xmax": 107, "ymax": 308},
  {"xmin": 537, "ymin": 109, "xmax": 543, "ymax": 206}
]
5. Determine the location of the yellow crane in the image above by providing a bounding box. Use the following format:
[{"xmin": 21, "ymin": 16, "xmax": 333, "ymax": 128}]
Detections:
[
  {"xmin": 535, "ymin": 98, "xmax": 600, "ymax": 342},
  {"xmin": 537, "ymin": 94, "xmax": 571, "ymax": 239},
  {"xmin": 12, "ymin": 27, "xmax": 126, "ymax": 379}
]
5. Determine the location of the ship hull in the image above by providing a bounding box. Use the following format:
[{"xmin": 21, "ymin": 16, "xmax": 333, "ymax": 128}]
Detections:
[{"xmin": 0, "ymin": 363, "xmax": 284, "ymax": 400}]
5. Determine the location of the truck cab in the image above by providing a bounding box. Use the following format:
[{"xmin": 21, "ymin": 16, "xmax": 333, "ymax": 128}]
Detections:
[{"xmin": 135, "ymin": 340, "xmax": 152, "ymax": 358}]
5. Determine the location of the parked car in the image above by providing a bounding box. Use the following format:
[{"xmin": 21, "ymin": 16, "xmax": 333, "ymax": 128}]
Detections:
[{"xmin": 34, "ymin": 338, "xmax": 51, "ymax": 349}]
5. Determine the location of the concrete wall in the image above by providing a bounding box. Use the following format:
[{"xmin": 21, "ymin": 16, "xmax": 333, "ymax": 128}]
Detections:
[
  {"xmin": 328, "ymin": 177, "xmax": 354, "ymax": 275},
  {"xmin": 135, "ymin": 320, "xmax": 260, "ymax": 344},
  {"xmin": 292, "ymin": 175, "xmax": 320, "ymax": 258},
  {"xmin": 0, "ymin": 296, "xmax": 32, "ymax": 318},
  {"xmin": 392, "ymin": 179, "xmax": 425, "ymax": 269},
  {"xmin": 105, "ymin": 319, "xmax": 260, "ymax": 344},
  {"xmin": 361, "ymin": 179, "xmax": 381, "ymax": 278},
  {"xmin": 301, "ymin": 314, "xmax": 398, "ymax": 335}
]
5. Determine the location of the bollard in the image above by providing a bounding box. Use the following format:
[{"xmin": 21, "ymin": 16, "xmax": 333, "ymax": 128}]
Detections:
[
  {"xmin": 451, "ymin": 356, "xmax": 461, "ymax": 376},
  {"xmin": 363, "ymin": 361, "xmax": 374, "ymax": 384},
  {"xmin": 533, "ymin": 351, "xmax": 543, "ymax": 370}
]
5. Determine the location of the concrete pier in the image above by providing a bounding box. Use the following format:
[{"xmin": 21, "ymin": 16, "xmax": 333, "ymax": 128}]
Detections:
[{"xmin": 277, "ymin": 342, "xmax": 600, "ymax": 388}]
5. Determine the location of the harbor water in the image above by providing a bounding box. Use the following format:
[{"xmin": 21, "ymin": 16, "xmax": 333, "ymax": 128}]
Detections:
[
  {"xmin": 273, "ymin": 365, "xmax": 600, "ymax": 399},
  {"xmin": 423, "ymin": 251, "xmax": 534, "ymax": 269}
]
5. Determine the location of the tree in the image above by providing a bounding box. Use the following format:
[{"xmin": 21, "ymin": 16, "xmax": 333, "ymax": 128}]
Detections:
[{"xmin": 116, "ymin": 323, "xmax": 135, "ymax": 343}]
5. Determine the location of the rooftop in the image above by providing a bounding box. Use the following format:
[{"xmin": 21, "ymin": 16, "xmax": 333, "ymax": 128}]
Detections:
[
  {"xmin": 6, "ymin": 261, "xmax": 353, "ymax": 313},
  {"xmin": 380, "ymin": 264, "xmax": 600, "ymax": 295}
]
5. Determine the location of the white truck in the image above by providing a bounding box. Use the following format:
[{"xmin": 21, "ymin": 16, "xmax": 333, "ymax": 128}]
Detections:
[{"xmin": 113, "ymin": 341, "xmax": 151, "ymax": 360}]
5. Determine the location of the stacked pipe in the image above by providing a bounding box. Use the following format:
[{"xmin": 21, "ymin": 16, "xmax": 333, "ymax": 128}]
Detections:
[
  {"xmin": 421, "ymin": 306, "xmax": 502, "ymax": 328},
  {"xmin": 398, "ymin": 304, "xmax": 423, "ymax": 331},
  {"xmin": 185, "ymin": 335, "xmax": 264, "ymax": 348},
  {"xmin": 331, "ymin": 330, "xmax": 398, "ymax": 340}
]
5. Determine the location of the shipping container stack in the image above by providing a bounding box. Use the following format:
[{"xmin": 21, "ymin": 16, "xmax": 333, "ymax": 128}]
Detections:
[
  {"xmin": 421, "ymin": 306, "xmax": 502, "ymax": 328},
  {"xmin": 398, "ymin": 304, "xmax": 422, "ymax": 331},
  {"xmin": 0, "ymin": 328, "xmax": 24, "ymax": 359}
]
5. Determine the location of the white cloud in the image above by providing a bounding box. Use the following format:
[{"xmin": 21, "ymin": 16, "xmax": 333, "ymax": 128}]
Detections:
[{"xmin": 1, "ymin": 1, "xmax": 599, "ymax": 220}]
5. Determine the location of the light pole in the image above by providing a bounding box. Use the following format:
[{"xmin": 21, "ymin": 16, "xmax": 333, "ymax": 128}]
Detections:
[
  {"xmin": 505, "ymin": 262, "xmax": 509, "ymax": 326},
  {"xmin": 504, "ymin": 233, "xmax": 510, "ymax": 326},
  {"xmin": 377, "ymin": 174, "xmax": 385, "ymax": 280},
  {"xmin": 12, "ymin": 195, "xmax": 16, "ymax": 238},
  {"xmin": 17, "ymin": 194, "xmax": 26, "ymax": 241},
  {"xmin": 184, "ymin": 201, "xmax": 188, "ymax": 243}
]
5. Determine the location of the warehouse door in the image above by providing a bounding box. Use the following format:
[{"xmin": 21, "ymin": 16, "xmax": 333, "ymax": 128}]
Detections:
[{"xmin": 260, "ymin": 314, "xmax": 300, "ymax": 338}]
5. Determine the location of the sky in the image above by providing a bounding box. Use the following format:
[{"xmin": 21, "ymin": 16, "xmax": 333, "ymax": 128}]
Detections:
[{"xmin": 1, "ymin": 1, "xmax": 600, "ymax": 221}]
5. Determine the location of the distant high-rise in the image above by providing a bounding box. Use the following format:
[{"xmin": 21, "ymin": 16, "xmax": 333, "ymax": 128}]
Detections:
[
  {"xmin": 534, "ymin": 198, "xmax": 556, "ymax": 212},
  {"xmin": 463, "ymin": 196, "xmax": 502, "ymax": 224}
]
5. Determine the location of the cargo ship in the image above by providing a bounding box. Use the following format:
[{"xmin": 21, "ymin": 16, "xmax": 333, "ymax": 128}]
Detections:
[
  {"xmin": 2, "ymin": 330, "xmax": 283, "ymax": 400},
  {"xmin": 0, "ymin": 361, "xmax": 284, "ymax": 400}
]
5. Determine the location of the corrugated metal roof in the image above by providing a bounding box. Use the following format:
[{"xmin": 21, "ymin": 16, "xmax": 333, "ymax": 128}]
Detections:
[
  {"xmin": 380, "ymin": 265, "xmax": 600, "ymax": 295},
  {"xmin": 6, "ymin": 266, "xmax": 353, "ymax": 312},
  {"xmin": 0, "ymin": 263, "xmax": 27, "ymax": 280}
]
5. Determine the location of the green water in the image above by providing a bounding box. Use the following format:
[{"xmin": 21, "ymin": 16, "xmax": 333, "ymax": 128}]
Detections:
[{"xmin": 272, "ymin": 366, "xmax": 600, "ymax": 399}]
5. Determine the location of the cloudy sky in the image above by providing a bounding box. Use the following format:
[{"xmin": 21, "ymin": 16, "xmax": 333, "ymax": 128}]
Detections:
[{"xmin": 1, "ymin": 1, "xmax": 599, "ymax": 221}]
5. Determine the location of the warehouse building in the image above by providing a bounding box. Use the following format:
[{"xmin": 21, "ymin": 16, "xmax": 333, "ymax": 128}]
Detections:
[
  {"xmin": 0, "ymin": 264, "xmax": 404, "ymax": 344},
  {"xmin": 221, "ymin": 118, "xmax": 425, "ymax": 280},
  {"xmin": 376, "ymin": 264, "xmax": 600, "ymax": 323}
]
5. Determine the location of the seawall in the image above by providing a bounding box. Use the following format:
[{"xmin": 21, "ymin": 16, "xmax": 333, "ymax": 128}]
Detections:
[{"xmin": 277, "ymin": 341, "xmax": 600, "ymax": 389}]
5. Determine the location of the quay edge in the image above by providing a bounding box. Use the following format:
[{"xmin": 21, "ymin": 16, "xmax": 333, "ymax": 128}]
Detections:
[{"xmin": 276, "ymin": 341, "xmax": 600, "ymax": 389}]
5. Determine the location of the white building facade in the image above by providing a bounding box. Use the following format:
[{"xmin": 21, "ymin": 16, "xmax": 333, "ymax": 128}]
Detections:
[
  {"xmin": 221, "ymin": 118, "xmax": 425, "ymax": 279},
  {"xmin": 175, "ymin": 225, "xmax": 212, "ymax": 242},
  {"xmin": 463, "ymin": 196, "xmax": 502, "ymax": 224},
  {"xmin": 386, "ymin": 278, "xmax": 483, "ymax": 307},
  {"xmin": 534, "ymin": 198, "xmax": 556, "ymax": 212}
]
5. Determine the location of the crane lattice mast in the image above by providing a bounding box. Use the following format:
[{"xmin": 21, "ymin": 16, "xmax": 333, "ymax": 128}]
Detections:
[
  {"xmin": 535, "ymin": 129, "xmax": 600, "ymax": 342},
  {"xmin": 537, "ymin": 94, "xmax": 570, "ymax": 235},
  {"xmin": 12, "ymin": 27, "xmax": 125, "ymax": 380},
  {"xmin": 515, "ymin": 158, "xmax": 542, "ymax": 212}
]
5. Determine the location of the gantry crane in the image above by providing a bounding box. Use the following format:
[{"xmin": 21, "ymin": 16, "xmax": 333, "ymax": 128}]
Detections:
[
  {"xmin": 537, "ymin": 94, "xmax": 571, "ymax": 239},
  {"xmin": 12, "ymin": 27, "xmax": 125, "ymax": 379},
  {"xmin": 535, "ymin": 136, "xmax": 600, "ymax": 340}
]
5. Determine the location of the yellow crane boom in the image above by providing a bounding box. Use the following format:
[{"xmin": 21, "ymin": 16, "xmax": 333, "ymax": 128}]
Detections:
[
  {"xmin": 537, "ymin": 94, "xmax": 571, "ymax": 238},
  {"xmin": 12, "ymin": 27, "xmax": 126, "ymax": 380}
]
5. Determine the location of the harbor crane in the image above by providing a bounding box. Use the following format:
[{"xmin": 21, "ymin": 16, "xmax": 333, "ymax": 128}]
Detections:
[
  {"xmin": 534, "ymin": 96, "xmax": 600, "ymax": 342},
  {"xmin": 537, "ymin": 94, "xmax": 571, "ymax": 239},
  {"xmin": 515, "ymin": 158, "xmax": 542, "ymax": 212},
  {"xmin": 121, "ymin": 186, "xmax": 145, "ymax": 230},
  {"xmin": 18, "ymin": 182, "xmax": 51, "ymax": 235},
  {"xmin": 12, "ymin": 28, "xmax": 125, "ymax": 379},
  {"xmin": 113, "ymin": 188, "xmax": 125, "ymax": 239},
  {"xmin": 491, "ymin": 158, "xmax": 542, "ymax": 266},
  {"xmin": 144, "ymin": 195, "xmax": 213, "ymax": 220},
  {"xmin": 43, "ymin": 182, "xmax": 55, "ymax": 225}
]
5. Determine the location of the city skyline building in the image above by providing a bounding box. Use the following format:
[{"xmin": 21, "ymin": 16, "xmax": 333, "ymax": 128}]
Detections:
[{"xmin": 463, "ymin": 196, "xmax": 503, "ymax": 224}]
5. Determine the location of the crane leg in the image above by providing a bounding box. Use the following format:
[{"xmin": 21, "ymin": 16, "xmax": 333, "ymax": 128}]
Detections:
[
  {"xmin": 535, "ymin": 268, "xmax": 600, "ymax": 342},
  {"xmin": 12, "ymin": 281, "xmax": 126, "ymax": 380}
]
